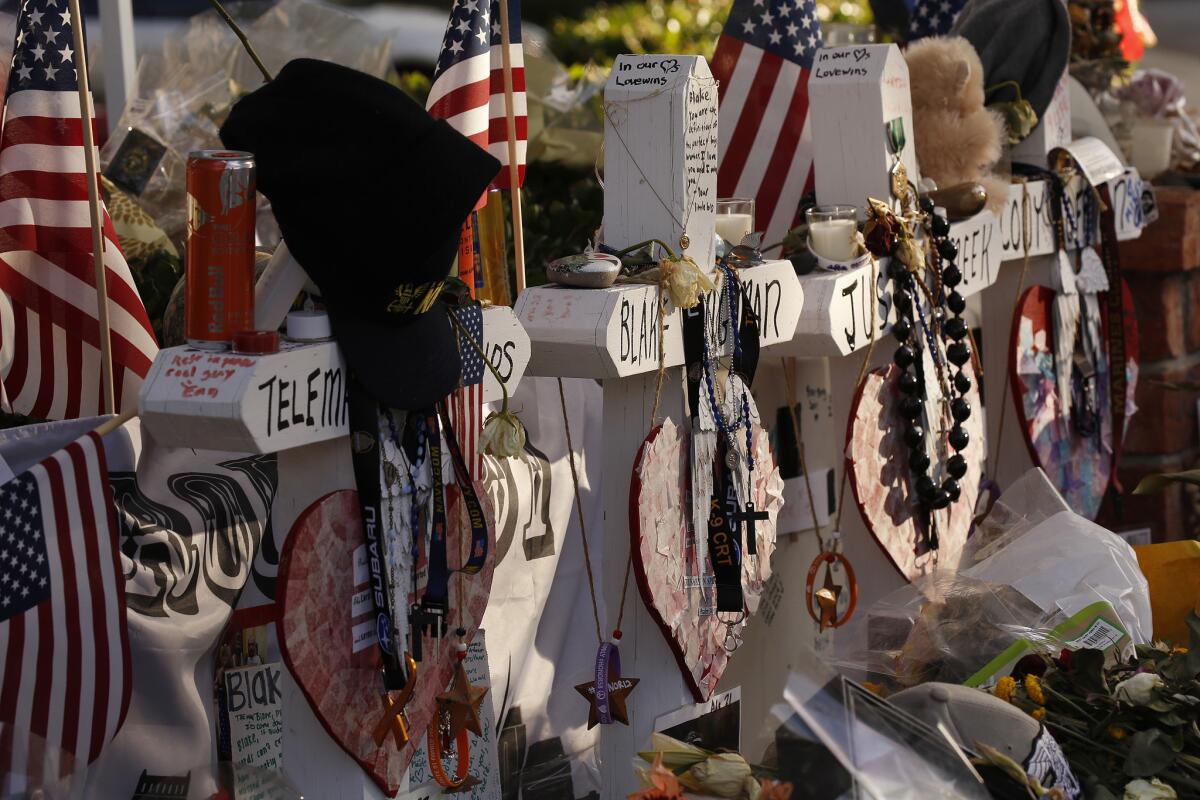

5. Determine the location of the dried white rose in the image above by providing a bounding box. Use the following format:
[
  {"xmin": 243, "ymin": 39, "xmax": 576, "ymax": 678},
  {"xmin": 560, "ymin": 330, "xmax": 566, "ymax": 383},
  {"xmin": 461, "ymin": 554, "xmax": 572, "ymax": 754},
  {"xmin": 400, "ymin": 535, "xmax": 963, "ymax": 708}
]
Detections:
[
  {"xmin": 1114, "ymin": 672, "xmax": 1164, "ymax": 706},
  {"xmin": 480, "ymin": 410, "xmax": 526, "ymax": 458},
  {"xmin": 661, "ymin": 256, "xmax": 715, "ymax": 310},
  {"xmin": 1124, "ymin": 778, "xmax": 1178, "ymax": 799}
]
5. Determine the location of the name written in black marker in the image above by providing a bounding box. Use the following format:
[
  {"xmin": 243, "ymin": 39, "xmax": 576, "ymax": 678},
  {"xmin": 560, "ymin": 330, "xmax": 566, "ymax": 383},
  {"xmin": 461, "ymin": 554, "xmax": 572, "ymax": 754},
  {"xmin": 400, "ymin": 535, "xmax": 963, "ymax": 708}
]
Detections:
[{"xmin": 257, "ymin": 366, "xmax": 348, "ymax": 437}]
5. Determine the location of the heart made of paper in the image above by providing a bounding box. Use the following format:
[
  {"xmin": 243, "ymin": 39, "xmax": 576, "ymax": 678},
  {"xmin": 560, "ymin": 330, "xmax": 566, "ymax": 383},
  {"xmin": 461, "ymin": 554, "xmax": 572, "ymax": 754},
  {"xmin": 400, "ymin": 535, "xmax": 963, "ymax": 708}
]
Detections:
[
  {"xmin": 276, "ymin": 488, "xmax": 494, "ymax": 796},
  {"xmin": 1009, "ymin": 282, "xmax": 1139, "ymax": 519},
  {"xmin": 847, "ymin": 363, "xmax": 986, "ymax": 581},
  {"xmin": 629, "ymin": 418, "xmax": 784, "ymax": 702}
]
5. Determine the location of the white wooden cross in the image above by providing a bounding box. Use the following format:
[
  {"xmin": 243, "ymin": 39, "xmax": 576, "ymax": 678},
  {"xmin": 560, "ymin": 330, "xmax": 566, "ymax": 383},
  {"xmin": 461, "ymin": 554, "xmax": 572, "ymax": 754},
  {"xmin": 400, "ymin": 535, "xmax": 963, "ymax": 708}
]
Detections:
[{"xmin": 515, "ymin": 52, "xmax": 803, "ymax": 795}]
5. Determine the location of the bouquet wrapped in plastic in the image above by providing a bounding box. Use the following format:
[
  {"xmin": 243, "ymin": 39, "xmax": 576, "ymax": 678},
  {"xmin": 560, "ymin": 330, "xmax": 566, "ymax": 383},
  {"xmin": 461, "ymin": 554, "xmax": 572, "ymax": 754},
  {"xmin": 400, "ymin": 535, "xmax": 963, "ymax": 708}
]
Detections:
[
  {"xmin": 100, "ymin": 0, "xmax": 393, "ymax": 249},
  {"xmin": 836, "ymin": 469, "xmax": 1152, "ymax": 691}
]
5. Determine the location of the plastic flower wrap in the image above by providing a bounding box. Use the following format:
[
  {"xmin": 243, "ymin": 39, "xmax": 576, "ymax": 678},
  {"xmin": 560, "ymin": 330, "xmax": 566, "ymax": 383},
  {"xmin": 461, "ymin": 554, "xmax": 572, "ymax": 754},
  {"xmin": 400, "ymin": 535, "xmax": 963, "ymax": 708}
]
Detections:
[
  {"xmin": 1110, "ymin": 69, "xmax": 1200, "ymax": 171},
  {"xmin": 99, "ymin": 0, "xmax": 394, "ymax": 250}
]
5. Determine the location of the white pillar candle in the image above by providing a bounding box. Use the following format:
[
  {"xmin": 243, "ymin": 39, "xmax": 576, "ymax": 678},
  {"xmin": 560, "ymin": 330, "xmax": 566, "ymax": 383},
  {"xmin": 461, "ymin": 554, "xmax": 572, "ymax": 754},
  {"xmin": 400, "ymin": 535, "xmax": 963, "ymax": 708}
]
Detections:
[
  {"xmin": 809, "ymin": 218, "xmax": 857, "ymax": 262},
  {"xmin": 714, "ymin": 213, "xmax": 753, "ymax": 246}
]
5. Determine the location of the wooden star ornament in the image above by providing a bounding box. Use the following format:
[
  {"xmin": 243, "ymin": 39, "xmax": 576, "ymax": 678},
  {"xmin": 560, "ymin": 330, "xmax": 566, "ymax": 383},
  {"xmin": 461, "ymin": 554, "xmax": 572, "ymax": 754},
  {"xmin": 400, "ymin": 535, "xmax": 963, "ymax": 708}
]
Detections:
[
  {"xmin": 574, "ymin": 674, "xmax": 640, "ymax": 729},
  {"xmin": 435, "ymin": 659, "xmax": 488, "ymax": 741}
]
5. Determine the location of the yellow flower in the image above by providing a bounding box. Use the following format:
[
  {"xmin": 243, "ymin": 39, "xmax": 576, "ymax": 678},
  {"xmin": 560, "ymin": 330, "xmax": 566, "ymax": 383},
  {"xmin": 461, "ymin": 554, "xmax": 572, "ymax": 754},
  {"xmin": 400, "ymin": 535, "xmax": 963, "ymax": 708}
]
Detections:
[
  {"xmin": 1025, "ymin": 674, "xmax": 1046, "ymax": 706},
  {"xmin": 993, "ymin": 676, "xmax": 1016, "ymax": 703},
  {"xmin": 1030, "ymin": 707, "xmax": 1046, "ymax": 721},
  {"xmin": 1172, "ymin": 646, "xmax": 1189, "ymax": 656},
  {"xmin": 1109, "ymin": 725, "xmax": 1128, "ymax": 741}
]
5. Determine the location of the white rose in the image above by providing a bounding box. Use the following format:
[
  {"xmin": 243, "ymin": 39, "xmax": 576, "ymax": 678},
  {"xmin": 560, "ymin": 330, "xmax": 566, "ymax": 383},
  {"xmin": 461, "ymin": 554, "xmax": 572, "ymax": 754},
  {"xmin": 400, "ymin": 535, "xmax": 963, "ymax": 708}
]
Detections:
[
  {"xmin": 1114, "ymin": 673, "xmax": 1164, "ymax": 706},
  {"xmin": 1124, "ymin": 778, "xmax": 1178, "ymax": 799},
  {"xmin": 480, "ymin": 410, "xmax": 526, "ymax": 458},
  {"xmin": 661, "ymin": 256, "xmax": 714, "ymax": 310}
]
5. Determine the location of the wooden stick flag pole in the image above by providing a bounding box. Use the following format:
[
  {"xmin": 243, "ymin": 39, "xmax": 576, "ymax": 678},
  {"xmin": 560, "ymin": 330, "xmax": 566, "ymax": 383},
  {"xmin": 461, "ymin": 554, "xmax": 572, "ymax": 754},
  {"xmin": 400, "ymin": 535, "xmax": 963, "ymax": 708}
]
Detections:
[
  {"xmin": 93, "ymin": 407, "xmax": 137, "ymax": 436},
  {"xmin": 69, "ymin": 0, "xmax": 115, "ymax": 414},
  {"xmin": 497, "ymin": 0, "xmax": 527, "ymax": 295}
]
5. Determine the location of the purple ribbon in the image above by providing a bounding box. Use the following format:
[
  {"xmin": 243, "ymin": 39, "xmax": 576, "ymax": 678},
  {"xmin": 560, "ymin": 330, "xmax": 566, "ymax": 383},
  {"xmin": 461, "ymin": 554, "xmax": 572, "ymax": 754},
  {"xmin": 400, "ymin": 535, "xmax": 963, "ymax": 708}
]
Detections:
[{"xmin": 594, "ymin": 641, "xmax": 619, "ymax": 725}]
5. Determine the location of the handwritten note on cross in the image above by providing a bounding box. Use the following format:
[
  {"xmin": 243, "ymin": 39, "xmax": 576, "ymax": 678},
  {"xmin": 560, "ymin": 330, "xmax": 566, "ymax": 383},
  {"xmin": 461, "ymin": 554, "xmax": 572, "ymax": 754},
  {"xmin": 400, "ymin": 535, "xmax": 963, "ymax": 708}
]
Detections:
[{"xmin": 604, "ymin": 54, "xmax": 718, "ymax": 270}]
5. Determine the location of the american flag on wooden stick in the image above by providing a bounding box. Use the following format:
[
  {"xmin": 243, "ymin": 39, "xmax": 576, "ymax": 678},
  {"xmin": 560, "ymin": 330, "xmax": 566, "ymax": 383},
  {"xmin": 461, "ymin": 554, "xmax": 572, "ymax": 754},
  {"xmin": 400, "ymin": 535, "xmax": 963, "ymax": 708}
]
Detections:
[
  {"xmin": 0, "ymin": 0, "xmax": 158, "ymax": 420},
  {"xmin": 0, "ymin": 431, "xmax": 130, "ymax": 787},
  {"xmin": 713, "ymin": 0, "xmax": 823, "ymax": 252},
  {"xmin": 449, "ymin": 305, "xmax": 485, "ymax": 481},
  {"xmin": 427, "ymin": 0, "xmax": 526, "ymax": 199}
]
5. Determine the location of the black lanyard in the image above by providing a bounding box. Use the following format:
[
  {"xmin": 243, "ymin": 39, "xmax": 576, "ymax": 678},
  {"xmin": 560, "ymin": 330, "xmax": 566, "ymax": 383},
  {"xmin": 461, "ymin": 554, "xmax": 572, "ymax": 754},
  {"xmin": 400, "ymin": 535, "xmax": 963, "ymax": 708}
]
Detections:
[
  {"xmin": 347, "ymin": 372, "xmax": 408, "ymax": 691},
  {"xmin": 707, "ymin": 452, "xmax": 743, "ymax": 613},
  {"xmin": 421, "ymin": 409, "xmax": 451, "ymax": 615},
  {"xmin": 412, "ymin": 401, "xmax": 490, "ymax": 655}
]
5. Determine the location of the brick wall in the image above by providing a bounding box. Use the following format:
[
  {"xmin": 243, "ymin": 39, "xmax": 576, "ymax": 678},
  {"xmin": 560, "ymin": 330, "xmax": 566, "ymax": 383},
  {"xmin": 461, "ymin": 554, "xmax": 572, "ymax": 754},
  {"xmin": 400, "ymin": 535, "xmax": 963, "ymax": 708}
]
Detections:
[{"xmin": 1104, "ymin": 187, "xmax": 1200, "ymax": 539}]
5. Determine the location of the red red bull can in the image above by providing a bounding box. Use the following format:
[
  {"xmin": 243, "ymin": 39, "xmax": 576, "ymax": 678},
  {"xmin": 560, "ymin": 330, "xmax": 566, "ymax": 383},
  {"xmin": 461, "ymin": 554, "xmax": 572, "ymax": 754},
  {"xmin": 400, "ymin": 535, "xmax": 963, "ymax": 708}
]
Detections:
[{"xmin": 185, "ymin": 150, "xmax": 256, "ymax": 350}]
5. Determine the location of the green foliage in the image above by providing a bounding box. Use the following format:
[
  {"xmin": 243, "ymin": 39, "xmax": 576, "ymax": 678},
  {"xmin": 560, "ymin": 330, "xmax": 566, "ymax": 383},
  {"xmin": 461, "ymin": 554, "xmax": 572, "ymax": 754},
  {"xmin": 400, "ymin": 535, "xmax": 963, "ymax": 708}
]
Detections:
[
  {"xmin": 547, "ymin": 0, "xmax": 873, "ymax": 66},
  {"xmin": 511, "ymin": 162, "xmax": 604, "ymax": 287},
  {"xmin": 1125, "ymin": 729, "xmax": 1178, "ymax": 778},
  {"xmin": 395, "ymin": 70, "xmax": 431, "ymax": 105},
  {"xmin": 548, "ymin": 0, "xmax": 730, "ymax": 66},
  {"xmin": 129, "ymin": 250, "xmax": 184, "ymax": 345},
  {"xmin": 397, "ymin": 0, "xmax": 597, "ymax": 27}
]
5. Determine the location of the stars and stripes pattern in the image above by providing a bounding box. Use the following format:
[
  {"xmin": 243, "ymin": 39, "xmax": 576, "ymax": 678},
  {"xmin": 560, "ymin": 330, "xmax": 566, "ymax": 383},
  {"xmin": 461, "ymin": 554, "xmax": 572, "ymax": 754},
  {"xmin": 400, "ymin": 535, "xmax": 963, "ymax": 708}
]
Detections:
[
  {"xmin": 450, "ymin": 304, "xmax": 484, "ymax": 481},
  {"xmin": 427, "ymin": 0, "xmax": 526, "ymax": 199},
  {"xmin": 713, "ymin": 0, "xmax": 823, "ymax": 255},
  {"xmin": 0, "ymin": 432, "xmax": 130, "ymax": 787},
  {"xmin": 907, "ymin": 0, "xmax": 967, "ymax": 40},
  {"xmin": 0, "ymin": 0, "xmax": 158, "ymax": 421}
]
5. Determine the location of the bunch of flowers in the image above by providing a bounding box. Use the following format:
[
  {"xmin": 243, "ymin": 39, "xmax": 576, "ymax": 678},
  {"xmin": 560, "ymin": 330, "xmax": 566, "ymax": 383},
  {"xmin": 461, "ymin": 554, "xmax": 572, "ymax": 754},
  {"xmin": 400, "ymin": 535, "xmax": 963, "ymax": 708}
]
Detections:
[
  {"xmin": 988, "ymin": 613, "xmax": 1200, "ymax": 799},
  {"xmin": 631, "ymin": 733, "xmax": 793, "ymax": 800}
]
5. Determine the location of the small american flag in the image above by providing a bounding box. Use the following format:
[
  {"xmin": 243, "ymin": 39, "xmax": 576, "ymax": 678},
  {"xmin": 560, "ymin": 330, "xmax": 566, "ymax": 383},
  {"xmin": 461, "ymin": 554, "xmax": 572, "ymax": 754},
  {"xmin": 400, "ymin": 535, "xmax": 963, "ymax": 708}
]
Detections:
[
  {"xmin": 0, "ymin": 0, "xmax": 158, "ymax": 420},
  {"xmin": 0, "ymin": 431, "xmax": 130, "ymax": 787},
  {"xmin": 427, "ymin": 0, "xmax": 526, "ymax": 197},
  {"xmin": 450, "ymin": 304, "xmax": 484, "ymax": 481},
  {"xmin": 713, "ymin": 0, "xmax": 823, "ymax": 253},
  {"xmin": 908, "ymin": 0, "xmax": 967, "ymax": 40}
]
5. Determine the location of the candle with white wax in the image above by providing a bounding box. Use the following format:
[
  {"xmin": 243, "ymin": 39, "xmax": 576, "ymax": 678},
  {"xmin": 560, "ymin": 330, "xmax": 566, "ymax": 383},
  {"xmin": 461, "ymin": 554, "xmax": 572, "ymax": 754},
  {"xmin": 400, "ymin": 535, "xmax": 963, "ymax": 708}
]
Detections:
[
  {"xmin": 809, "ymin": 218, "xmax": 858, "ymax": 262},
  {"xmin": 714, "ymin": 213, "xmax": 753, "ymax": 246}
]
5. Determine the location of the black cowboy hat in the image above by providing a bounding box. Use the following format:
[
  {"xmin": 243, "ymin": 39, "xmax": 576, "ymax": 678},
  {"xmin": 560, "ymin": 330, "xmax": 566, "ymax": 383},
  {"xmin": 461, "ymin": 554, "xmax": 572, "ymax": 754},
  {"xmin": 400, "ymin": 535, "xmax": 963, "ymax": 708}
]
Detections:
[{"xmin": 220, "ymin": 58, "xmax": 500, "ymax": 410}]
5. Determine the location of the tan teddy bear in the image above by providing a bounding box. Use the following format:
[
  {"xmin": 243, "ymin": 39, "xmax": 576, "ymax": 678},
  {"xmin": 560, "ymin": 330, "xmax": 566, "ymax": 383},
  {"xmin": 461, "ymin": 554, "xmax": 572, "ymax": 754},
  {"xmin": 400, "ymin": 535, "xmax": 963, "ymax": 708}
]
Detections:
[{"xmin": 904, "ymin": 36, "xmax": 1008, "ymax": 215}]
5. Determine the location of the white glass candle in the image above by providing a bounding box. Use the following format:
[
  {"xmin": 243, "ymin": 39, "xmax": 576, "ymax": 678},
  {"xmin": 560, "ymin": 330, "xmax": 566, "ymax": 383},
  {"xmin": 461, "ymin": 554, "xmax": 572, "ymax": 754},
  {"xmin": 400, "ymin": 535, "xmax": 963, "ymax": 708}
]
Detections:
[
  {"xmin": 716, "ymin": 198, "xmax": 755, "ymax": 247},
  {"xmin": 806, "ymin": 206, "xmax": 858, "ymax": 262},
  {"xmin": 714, "ymin": 213, "xmax": 753, "ymax": 246}
]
